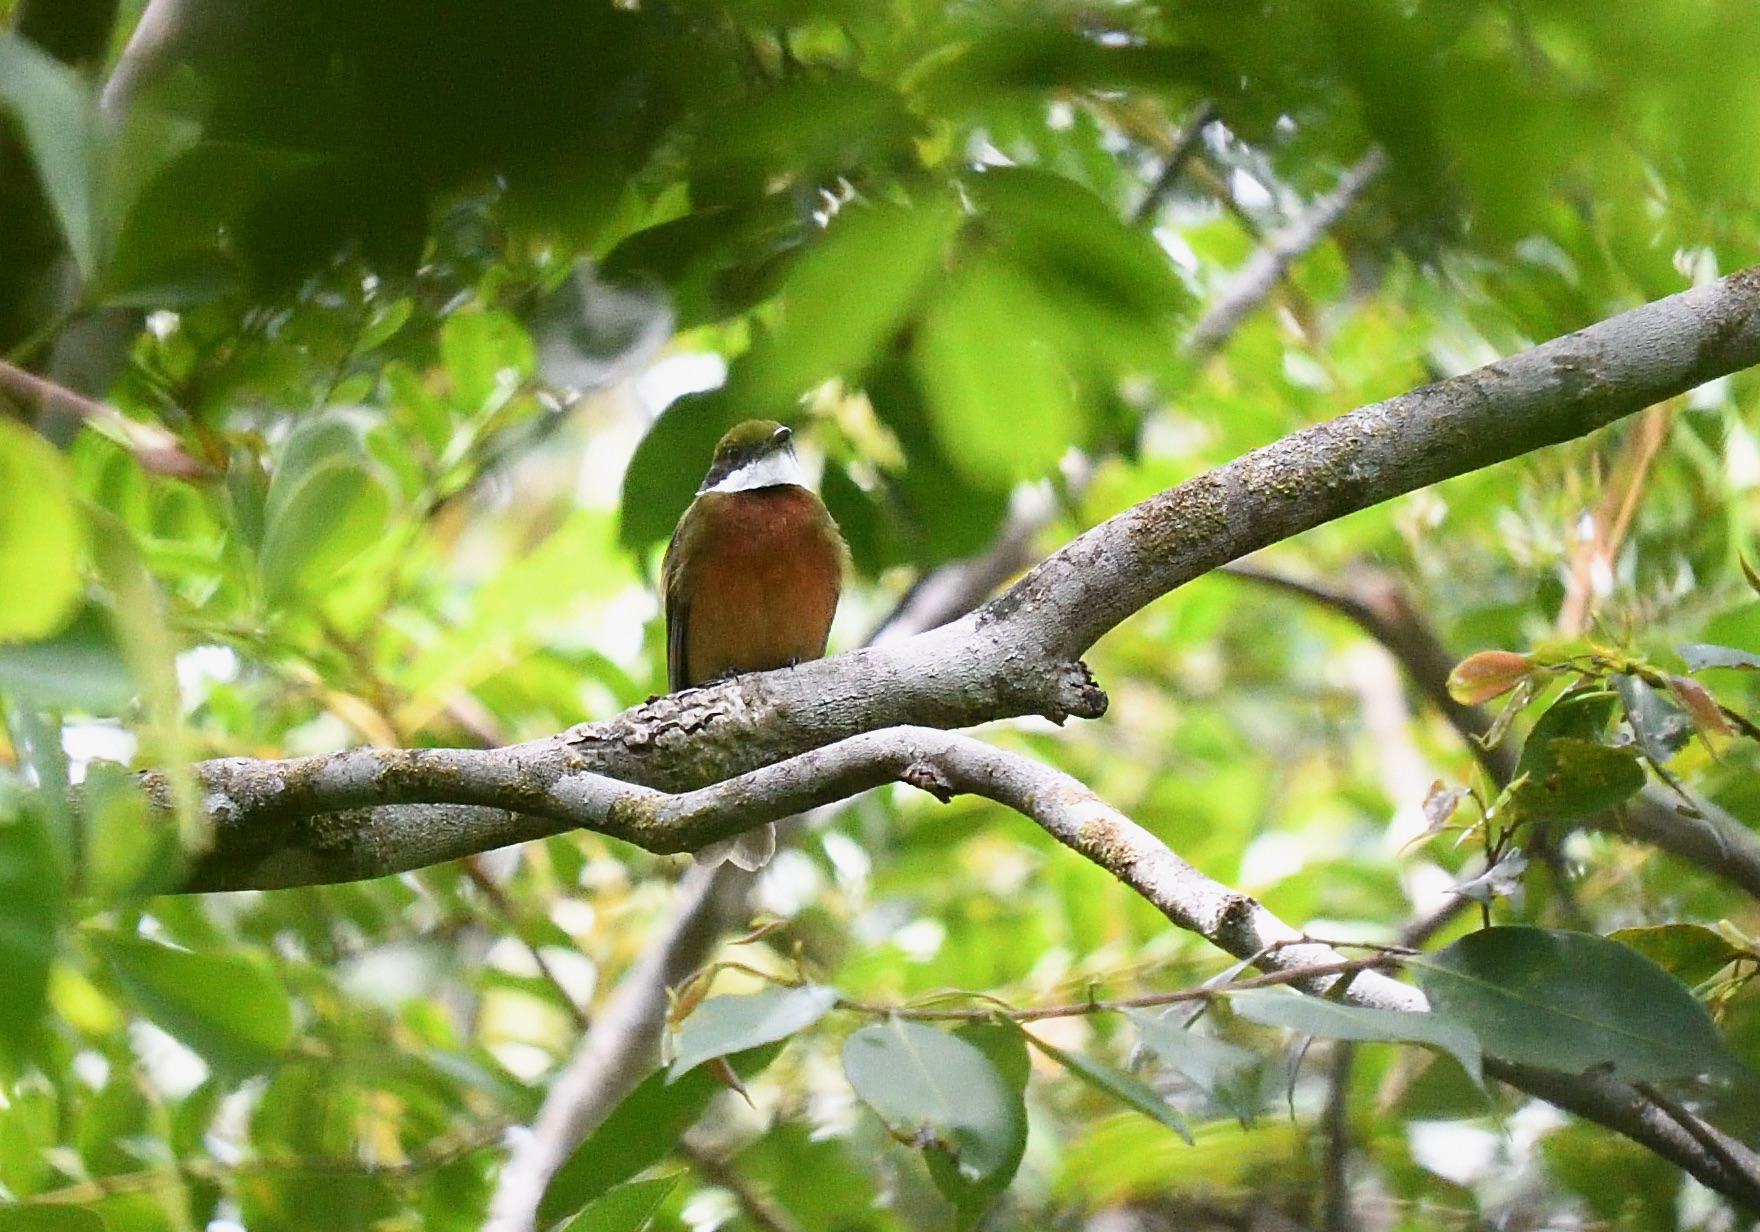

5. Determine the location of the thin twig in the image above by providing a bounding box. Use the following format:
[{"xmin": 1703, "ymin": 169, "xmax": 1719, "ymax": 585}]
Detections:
[{"xmin": 0, "ymin": 357, "xmax": 207, "ymax": 477}]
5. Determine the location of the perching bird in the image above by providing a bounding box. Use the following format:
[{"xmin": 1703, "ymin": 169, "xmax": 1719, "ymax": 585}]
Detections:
[{"xmin": 661, "ymin": 419, "xmax": 848, "ymax": 870}]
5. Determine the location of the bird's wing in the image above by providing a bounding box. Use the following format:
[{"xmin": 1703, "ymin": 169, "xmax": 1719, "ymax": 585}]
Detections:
[{"xmin": 661, "ymin": 518, "xmax": 691, "ymax": 693}]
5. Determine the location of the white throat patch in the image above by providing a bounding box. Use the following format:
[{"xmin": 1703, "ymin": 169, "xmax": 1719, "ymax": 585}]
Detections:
[{"xmin": 706, "ymin": 449, "xmax": 809, "ymax": 493}]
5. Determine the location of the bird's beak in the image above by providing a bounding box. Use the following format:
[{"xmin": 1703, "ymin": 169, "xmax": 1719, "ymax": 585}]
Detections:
[{"xmin": 771, "ymin": 424, "xmax": 793, "ymax": 448}]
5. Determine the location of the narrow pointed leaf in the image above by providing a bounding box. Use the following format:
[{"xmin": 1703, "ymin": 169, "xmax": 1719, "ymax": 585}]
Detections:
[
  {"xmin": 1228, "ymin": 988, "xmax": 1483, "ymax": 1089},
  {"xmin": 1010, "ymin": 1021, "xmax": 1191, "ymax": 1143}
]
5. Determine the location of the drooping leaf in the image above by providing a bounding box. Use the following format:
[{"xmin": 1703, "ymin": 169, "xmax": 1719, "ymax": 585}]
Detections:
[
  {"xmin": 0, "ymin": 419, "xmax": 85, "ymax": 643},
  {"xmin": 1412, "ymin": 926, "xmax": 1750, "ymax": 1083},
  {"xmin": 259, "ymin": 448, "xmax": 393, "ymax": 602},
  {"xmin": 1126, "ymin": 1009, "xmax": 1262, "ymax": 1118},
  {"xmin": 915, "ymin": 255, "xmax": 1080, "ymax": 485},
  {"xmin": 559, "ymin": 1175, "xmax": 680, "ymax": 1232},
  {"xmin": 667, "ymin": 984, "xmax": 838, "ymax": 1081},
  {"xmin": 924, "ymin": 1020, "xmax": 1030, "ymax": 1229},
  {"xmin": 0, "ymin": 798, "xmax": 61, "ymax": 1060},
  {"xmin": 1008, "ymin": 1020, "xmax": 1191, "ymax": 1143},
  {"xmin": 538, "ymin": 1043, "xmax": 785, "ymax": 1227},
  {"xmin": 843, "ymin": 1019, "xmax": 1028, "ymax": 1186},
  {"xmin": 1228, "ymin": 988, "xmax": 1484, "ymax": 1089},
  {"xmin": 1613, "ymin": 672, "xmax": 1691, "ymax": 764},
  {"xmin": 739, "ymin": 198, "xmax": 962, "ymax": 404},
  {"xmin": 95, "ymin": 934, "xmax": 294, "ymax": 1081},
  {"xmin": 0, "ymin": 32, "xmax": 101, "ymax": 277}
]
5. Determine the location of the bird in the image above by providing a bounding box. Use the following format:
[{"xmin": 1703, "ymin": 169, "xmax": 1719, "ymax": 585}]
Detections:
[{"xmin": 661, "ymin": 419, "xmax": 849, "ymax": 870}]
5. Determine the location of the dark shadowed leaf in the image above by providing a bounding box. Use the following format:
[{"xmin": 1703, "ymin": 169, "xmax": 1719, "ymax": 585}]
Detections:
[
  {"xmin": 1010, "ymin": 1020, "xmax": 1191, "ymax": 1143},
  {"xmin": 667, "ymin": 984, "xmax": 838, "ymax": 1081},
  {"xmin": 95, "ymin": 934, "xmax": 294, "ymax": 1080},
  {"xmin": 1229, "ymin": 988, "xmax": 1484, "ymax": 1088},
  {"xmin": 538, "ymin": 1043, "xmax": 785, "ymax": 1227},
  {"xmin": 559, "ymin": 1175, "xmax": 680, "ymax": 1232},
  {"xmin": 617, "ymin": 389, "xmax": 742, "ymax": 556},
  {"xmin": 0, "ymin": 32, "xmax": 100, "ymax": 276},
  {"xmin": 1413, "ymin": 927, "xmax": 1749, "ymax": 1083},
  {"xmin": 843, "ymin": 1019, "xmax": 1026, "ymax": 1185}
]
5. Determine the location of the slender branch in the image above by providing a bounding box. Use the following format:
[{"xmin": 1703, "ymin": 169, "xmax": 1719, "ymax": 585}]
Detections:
[
  {"xmin": 678, "ymin": 1139, "xmax": 802, "ymax": 1232},
  {"xmin": 1182, "ymin": 147, "xmax": 1388, "ymax": 361},
  {"xmin": 0, "ymin": 358, "xmax": 206, "ymax": 477},
  {"xmin": 481, "ymin": 862, "xmax": 742, "ymax": 1232},
  {"xmin": 1131, "ymin": 100, "xmax": 1216, "ymax": 227}
]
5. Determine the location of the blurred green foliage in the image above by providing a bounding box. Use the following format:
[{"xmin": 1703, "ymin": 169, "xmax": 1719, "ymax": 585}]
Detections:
[{"xmin": 2, "ymin": 0, "xmax": 1760, "ymax": 1227}]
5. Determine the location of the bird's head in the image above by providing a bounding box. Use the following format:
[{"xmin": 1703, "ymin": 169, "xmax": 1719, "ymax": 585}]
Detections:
[{"xmin": 698, "ymin": 419, "xmax": 807, "ymax": 494}]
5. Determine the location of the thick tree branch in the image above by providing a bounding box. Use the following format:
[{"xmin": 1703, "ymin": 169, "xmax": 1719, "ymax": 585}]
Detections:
[{"xmin": 158, "ymin": 263, "xmax": 1760, "ymax": 889}]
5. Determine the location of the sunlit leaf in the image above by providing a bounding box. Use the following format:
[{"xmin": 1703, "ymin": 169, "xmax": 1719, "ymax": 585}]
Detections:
[
  {"xmin": 915, "ymin": 255, "xmax": 1079, "ymax": 485},
  {"xmin": 1447, "ymin": 650, "xmax": 1537, "ymax": 705},
  {"xmin": 924, "ymin": 1020, "xmax": 1029, "ymax": 1229},
  {"xmin": 1607, "ymin": 924, "xmax": 1744, "ymax": 987},
  {"xmin": 96, "ymin": 934, "xmax": 294, "ymax": 1080},
  {"xmin": 559, "ymin": 1175, "xmax": 680, "ymax": 1232},
  {"xmin": 0, "ymin": 420, "xmax": 85, "ymax": 643},
  {"xmin": 843, "ymin": 1019, "xmax": 1027, "ymax": 1185},
  {"xmin": 667, "ymin": 984, "xmax": 838, "ymax": 1081}
]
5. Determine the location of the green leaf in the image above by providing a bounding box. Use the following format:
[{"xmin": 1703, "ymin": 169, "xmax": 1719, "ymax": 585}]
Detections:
[
  {"xmin": 1607, "ymin": 924, "xmax": 1744, "ymax": 986},
  {"xmin": 0, "ymin": 605, "xmax": 132, "ymax": 711},
  {"xmin": 441, "ymin": 310, "xmax": 534, "ymax": 414},
  {"xmin": 1508, "ymin": 738, "xmax": 1646, "ymax": 821},
  {"xmin": 1008, "ymin": 1020, "xmax": 1192, "ymax": 1143},
  {"xmin": 0, "ymin": 1206, "xmax": 106, "ymax": 1231},
  {"xmin": 1678, "ymin": 642, "xmax": 1760, "ymax": 672},
  {"xmin": 1506, "ymin": 690, "xmax": 1644, "ymax": 820},
  {"xmin": 667, "ymin": 984, "xmax": 838, "ymax": 1081},
  {"xmin": 923, "ymin": 1020, "xmax": 1030, "ymax": 1229},
  {"xmin": 0, "ymin": 420, "xmax": 85, "ymax": 643},
  {"xmin": 259, "ymin": 442, "xmax": 393, "ymax": 603},
  {"xmin": 1412, "ymin": 926, "xmax": 1750, "ymax": 1083},
  {"xmin": 96, "ymin": 934, "xmax": 294, "ymax": 1081},
  {"xmin": 81, "ymin": 761, "xmax": 182, "ymax": 899},
  {"xmin": 967, "ymin": 167, "xmax": 1189, "ymax": 357},
  {"xmin": 538, "ymin": 1043, "xmax": 785, "ymax": 1228},
  {"xmin": 1125, "ymin": 1009, "xmax": 1262, "ymax": 1117},
  {"xmin": 740, "ymin": 199, "xmax": 962, "ymax": 403},
  {"xmin": 616, "ymin": 388, "xmax": 742, "ymax": 556},
  {"xmin": 843, "ymin": 1019, "xmax": 1028, "ymax": 1184},
  {"xmin": 914, "ymin": 255, "xmax": 1080, "ymax": 485},
  {"xmin": 1228, "ymin": 989, "xmax": 1484, "ymax": 1089},
  {"xmin": 559, "ymin": 1175, "xmax": 680, "ymax": 1232},
  {"xmin": 0, "ymin": 32, "xmax": 102, "ymax": 277},
  {"xmin": 0, "ymin": 798, "xmax": 61, "ymax": 1061}
]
